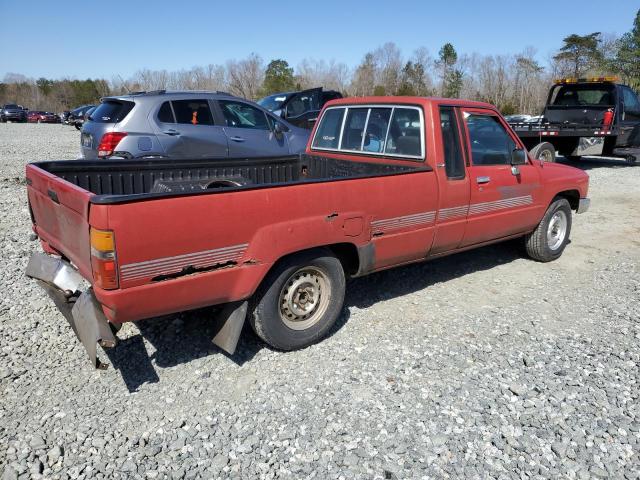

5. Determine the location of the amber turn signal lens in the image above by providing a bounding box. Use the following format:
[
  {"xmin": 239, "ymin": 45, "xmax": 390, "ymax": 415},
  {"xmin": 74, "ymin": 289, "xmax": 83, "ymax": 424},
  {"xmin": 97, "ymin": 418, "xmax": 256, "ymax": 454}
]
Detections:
[{"xmin": 90, "ymin": 228, "xmax": 119, "ymax": 290}]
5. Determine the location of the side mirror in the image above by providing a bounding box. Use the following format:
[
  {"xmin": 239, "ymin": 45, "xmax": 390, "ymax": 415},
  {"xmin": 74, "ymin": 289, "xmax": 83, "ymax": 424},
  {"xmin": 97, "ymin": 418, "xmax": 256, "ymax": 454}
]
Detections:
[
  {"xmin": 273, "ymin": 122, "xmax": 284, "ymax": 138},
  {"xmin": 511, "ymin": 148, "xmax": 527, "ymax": 165}
]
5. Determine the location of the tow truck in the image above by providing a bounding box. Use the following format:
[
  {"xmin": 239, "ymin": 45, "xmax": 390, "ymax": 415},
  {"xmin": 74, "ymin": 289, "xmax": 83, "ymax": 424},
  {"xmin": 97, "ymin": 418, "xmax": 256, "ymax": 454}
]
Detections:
[{"xmin": 508, "ymin": 77, "xmax": 640, "ymax": 163}]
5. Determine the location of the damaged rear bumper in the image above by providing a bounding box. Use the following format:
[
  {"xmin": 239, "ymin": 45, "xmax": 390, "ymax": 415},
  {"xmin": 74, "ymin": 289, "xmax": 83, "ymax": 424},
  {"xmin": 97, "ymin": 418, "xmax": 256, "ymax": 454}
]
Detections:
[{"xmin": 26, "ymin": 252, "xmax": 117, "ymax": 369}]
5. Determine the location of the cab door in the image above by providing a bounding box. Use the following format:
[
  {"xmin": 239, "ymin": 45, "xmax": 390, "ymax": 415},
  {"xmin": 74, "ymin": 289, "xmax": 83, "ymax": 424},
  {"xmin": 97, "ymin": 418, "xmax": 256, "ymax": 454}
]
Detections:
[
  {"xmin": 216, "ymin": 99, "xmax": 290, "ymax": 156},
  {"xmin": 460, "ymin": 108, "xmax": 543, "ymax": 247},
  {"xmin": 430, "ymin": 106, "xmax": 470, "ymax": 254},
  {"xmin": 619, "ymin": 86, "xmax": 640, "ymax": 147}
]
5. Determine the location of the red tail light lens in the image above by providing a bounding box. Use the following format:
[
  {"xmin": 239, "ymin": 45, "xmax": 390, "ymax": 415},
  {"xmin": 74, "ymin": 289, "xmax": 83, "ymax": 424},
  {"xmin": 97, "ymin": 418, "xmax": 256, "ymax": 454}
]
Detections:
[{"xmin": 97, "ymin": 132, "xmax": 127, "ymax": 158}]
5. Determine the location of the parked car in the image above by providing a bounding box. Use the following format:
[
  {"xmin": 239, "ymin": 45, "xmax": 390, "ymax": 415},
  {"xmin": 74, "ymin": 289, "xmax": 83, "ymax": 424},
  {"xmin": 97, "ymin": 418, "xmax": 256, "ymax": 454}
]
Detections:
[
  {"xmin": 27, "ymin": 111, "xmax": 61, "ymax": 123},
  {"xmin": 1, "ymin": 104, "xmax": 27, "ymax": 122},
  {"xmin": 257, "ymin": 87, "xmax": 343, "ymax": 129},
  {"xmin": 508, "ymin": 76, "xmax": 640, "ymax": 163},
  {"xmin": 83, "ymin": 106, "xmax": 96, "ymax": 122},
  {"xmin": 504, "ymin": 114, "xmax": 531, "ymax": 123},
  {"xmin": 59, "ymin": 111, "xmax": 71, "ymax": 124},
  {"xmin": 68, "ymin": 105, "xmax": 95, "ymax": 130},
  {"xmin": 25, "ymin": 96, "xmax": 590, "ymax": 369},
  {"xmin": 79, "ymin": 90, "xmax": 309, "ymax": 160},
  {"xmin": 524, "ymin": 115, "xmax": 543, "ymax": 123}
]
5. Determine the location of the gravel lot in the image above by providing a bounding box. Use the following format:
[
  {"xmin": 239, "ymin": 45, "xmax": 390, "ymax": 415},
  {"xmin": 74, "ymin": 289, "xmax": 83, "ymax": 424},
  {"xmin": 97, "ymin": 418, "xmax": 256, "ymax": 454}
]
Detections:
[{"xmin": 0, "ymin": 122, "xmax": 639, "ymax": 479}]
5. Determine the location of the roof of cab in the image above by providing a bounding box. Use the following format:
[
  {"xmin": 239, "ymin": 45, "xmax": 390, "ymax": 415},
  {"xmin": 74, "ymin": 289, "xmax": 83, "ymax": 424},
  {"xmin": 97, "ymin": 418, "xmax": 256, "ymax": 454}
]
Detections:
[{"xmin": 323, "ymin": 96, "xmax": 497, "ymax": 110}]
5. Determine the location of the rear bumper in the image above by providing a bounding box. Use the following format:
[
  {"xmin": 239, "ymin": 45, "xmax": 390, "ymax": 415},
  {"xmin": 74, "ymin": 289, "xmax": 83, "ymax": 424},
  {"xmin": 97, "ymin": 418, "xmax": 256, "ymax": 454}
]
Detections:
[
  {"xmin": 577, "ymin": 198, "xmax": 590, "ymax": 214},
  {"xmin": 26, "ymin": 253, "xmax": 116, "ymax": 369}
]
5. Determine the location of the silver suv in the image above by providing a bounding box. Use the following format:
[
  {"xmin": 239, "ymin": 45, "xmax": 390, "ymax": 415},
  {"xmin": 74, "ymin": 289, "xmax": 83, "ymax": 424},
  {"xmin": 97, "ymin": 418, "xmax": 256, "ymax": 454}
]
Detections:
[{"xmin": 80, "ymin": 91, "xmax": 310, "ymax": 160}]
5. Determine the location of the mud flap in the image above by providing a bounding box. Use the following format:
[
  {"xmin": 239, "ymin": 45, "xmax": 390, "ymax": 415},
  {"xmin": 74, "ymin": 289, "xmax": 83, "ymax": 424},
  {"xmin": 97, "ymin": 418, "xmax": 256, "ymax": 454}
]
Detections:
[
  {"xmin": 71, "ymin": 290, "xmax": 117, "ymax": 369},
  {"xmin": 211, "ymin": 301, "xmax": 247, "ymax": 355}
]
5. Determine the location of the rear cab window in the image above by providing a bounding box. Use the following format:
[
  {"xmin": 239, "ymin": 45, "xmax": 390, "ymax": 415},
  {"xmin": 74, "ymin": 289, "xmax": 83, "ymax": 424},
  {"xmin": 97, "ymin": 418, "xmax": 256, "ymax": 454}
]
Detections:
[
  {"xmin": 550, "ymin": 84, "xmax": 615, "ymax": 106},
  {"xmin": 311, "ymin": 104, "xmax": 425, "ymax": 160},
  {"xmin": 91, "ymin": 100, "xmax": 134, "ymax": 123}
]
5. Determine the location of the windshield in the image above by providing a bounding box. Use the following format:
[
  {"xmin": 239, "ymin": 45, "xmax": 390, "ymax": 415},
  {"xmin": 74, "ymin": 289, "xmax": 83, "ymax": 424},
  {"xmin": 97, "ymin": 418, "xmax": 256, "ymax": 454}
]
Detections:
[
  {"xmin": 4, "ymin": 104, "xmax": 19, "ymax": 109},
  {"xmin": 257, "ymin": 94, "xmax": 290, "ymax": 112},
  {"xmin": 550, "ymin": 84, "xmax": 615, "ymax": 107}
]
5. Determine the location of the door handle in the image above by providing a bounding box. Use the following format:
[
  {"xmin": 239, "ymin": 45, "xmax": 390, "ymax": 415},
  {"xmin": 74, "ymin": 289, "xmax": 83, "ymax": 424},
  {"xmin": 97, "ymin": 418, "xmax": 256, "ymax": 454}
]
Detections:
[
  {"xmin": 164, "ymin": 129, "xmax": 180, "ymax": 136},
  {"xmin": 229, "ymin": 136, "xmax": 245, "ymax": 142},
  {"xmin": 476, "ymin": 176, "xmax": 491, "ymax": 184}
]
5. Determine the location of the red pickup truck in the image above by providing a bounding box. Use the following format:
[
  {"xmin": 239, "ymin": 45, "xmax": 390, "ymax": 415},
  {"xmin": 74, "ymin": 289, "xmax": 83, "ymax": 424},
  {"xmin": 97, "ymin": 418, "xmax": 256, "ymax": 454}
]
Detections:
[{"xmin": 25, "ymin": 96, "xmax": 590, "ymax": 368}]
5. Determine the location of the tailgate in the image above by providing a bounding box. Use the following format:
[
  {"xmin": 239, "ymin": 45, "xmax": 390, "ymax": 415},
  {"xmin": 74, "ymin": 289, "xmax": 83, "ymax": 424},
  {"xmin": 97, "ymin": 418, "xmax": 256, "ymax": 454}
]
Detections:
[{"xmin": 26, "ymin": 163, "xmax": 93, "ymax": 280}]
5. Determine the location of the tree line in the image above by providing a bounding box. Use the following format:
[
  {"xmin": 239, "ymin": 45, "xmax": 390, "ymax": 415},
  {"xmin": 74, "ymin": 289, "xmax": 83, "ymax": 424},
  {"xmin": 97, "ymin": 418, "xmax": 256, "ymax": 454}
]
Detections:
[{"xmin": 1, "ymin": 9, "xmax": 638, "ymax": 115}]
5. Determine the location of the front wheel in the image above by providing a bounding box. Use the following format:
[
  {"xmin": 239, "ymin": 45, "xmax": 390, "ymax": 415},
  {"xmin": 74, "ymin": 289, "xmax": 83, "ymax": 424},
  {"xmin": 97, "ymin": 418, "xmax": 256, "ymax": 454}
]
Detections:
[
  {"xmin": 524, "ymin": 198, "xmax": 572, "ymax": 262},
  {"xmin": 249, "ymin": 249, "xmax": 346, "ymax": 350}
]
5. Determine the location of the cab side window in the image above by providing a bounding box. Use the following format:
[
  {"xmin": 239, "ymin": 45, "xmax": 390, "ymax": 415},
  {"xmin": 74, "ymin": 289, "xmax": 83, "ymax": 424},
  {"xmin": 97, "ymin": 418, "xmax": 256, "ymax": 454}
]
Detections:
[
  {"xmin": 465, "ymin": 114, "xmax": 515, "ymax": 166},
  {"xmin": 158, "ymin": 102, "xmax": 175, "ymax": 123},
  {"xmin": 219, "ymin": 100, "xmax": 269, "ymax": 130},
  {"xmin": 622, "ymin": 87, "xmax": 640, "ymax": 114},
  {"xmin": 439, "ymin": 107, "xmax": 465, "ymax": 179},
  {"xmin": 172, "ymin": 100, "xmax": 214, "ymax": 126}
]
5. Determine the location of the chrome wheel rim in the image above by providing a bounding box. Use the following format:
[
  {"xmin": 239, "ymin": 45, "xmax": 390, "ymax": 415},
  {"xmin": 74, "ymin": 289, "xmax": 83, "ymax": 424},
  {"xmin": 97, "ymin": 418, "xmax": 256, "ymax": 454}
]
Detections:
[
  {"xmin": 279, "ymin": 267, "xmax": 330, "ymax": 330},
  {"xmin": 547, "ymin": 210, "xmax": 567, "ymax": 250},
  {"xmin": 539, "ymin": 149, "xmax": 553, "ymax": 162}
]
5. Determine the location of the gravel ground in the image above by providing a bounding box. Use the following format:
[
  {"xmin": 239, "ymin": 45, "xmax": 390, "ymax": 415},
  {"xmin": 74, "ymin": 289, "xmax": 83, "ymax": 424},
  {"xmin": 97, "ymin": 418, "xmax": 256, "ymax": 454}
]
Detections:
[{"xmin": 0, "ymin": 122, "xmax": 639, "ymax": 479}]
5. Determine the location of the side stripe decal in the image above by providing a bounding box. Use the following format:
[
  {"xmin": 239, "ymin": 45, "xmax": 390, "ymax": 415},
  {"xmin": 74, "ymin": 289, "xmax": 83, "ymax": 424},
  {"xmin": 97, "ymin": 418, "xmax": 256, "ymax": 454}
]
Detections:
[
  {"xmin": 372, "ymin": 211, "xmax": 436, "ymax": 234},
  {"xmin": 120, "ymin": 243, "xmax": 248, "ymax": 281},
  {"xmin": 372, "ymin": 195, "xmax": 534, "ymax": 232}
]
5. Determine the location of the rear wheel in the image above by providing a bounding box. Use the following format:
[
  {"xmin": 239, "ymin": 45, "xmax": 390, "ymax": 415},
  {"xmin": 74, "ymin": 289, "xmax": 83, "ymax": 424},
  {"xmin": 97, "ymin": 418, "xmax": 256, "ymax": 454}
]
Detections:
[
  {"xmin": 524, "ymin": 198, "xmax": 572, "ymax": 262},
  {"xmin": 529, "ymin": 142, "xmax": 556, "ymax": 162},
  {"xmin": 249, "ymin": 249, "xmax": 345, "ymax": 350},
  {"xmin": 74, "ymin": 123, "xmax": 81, "ymax": 131}
]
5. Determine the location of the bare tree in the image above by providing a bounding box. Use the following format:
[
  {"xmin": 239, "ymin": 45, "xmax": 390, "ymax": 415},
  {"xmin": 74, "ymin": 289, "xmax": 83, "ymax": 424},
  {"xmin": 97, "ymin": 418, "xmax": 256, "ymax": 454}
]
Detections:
[{"xmin": 225, "ymin": 53, "xmax": 264, "ymax": 99}]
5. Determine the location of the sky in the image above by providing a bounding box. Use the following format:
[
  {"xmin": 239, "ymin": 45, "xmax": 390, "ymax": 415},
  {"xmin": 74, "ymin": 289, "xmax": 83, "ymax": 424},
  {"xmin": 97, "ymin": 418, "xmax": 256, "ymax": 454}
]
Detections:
[{"xmin": 0, "ymin": 0, "xmax": 637, "ymax": 81}]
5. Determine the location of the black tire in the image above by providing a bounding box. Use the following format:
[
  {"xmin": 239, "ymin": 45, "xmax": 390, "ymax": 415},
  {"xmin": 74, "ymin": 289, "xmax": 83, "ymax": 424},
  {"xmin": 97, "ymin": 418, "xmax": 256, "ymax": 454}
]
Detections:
[
  {"xmin": 529, "ymin": 142, "xmax": 556, "ymax": 162},
  {"xmin": 249, "ymin": 248, "xmax": 346, "ymax": 350},
  {"xmin": 74, "ymin": 123, "xmax": 81, "ymax": 130},
  {"xmin": 524, "ymin": 198, "xmax": 572, "ymax": 262}
]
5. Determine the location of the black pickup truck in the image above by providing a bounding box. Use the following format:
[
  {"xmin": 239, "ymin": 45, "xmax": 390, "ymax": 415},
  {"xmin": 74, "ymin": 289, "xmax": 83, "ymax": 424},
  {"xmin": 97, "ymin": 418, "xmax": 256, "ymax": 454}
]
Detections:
[
  {"xmin": 257, "ymin": 87, "xmax": 343, "ymax": 129},
  {"xmin": 508, "ymin": 77, "xmax": 640, "ymax": 163}
]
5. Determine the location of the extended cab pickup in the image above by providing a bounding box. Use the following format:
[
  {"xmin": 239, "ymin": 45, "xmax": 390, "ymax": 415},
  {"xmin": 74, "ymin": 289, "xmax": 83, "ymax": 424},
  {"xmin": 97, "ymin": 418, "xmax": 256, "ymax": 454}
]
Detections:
[{"xmin": 25, "ymin": 96, "xmax": 590, "ymax": 368}]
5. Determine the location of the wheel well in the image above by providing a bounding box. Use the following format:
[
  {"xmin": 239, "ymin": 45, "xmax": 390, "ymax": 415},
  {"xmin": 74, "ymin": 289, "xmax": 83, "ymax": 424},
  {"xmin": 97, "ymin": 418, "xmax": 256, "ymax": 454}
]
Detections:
[
  {"xmin": 555, "ymin": 190, "xmax": 580, "ymax": 210},
  {"xmin": 269, "ymin": 243, "xmax": 361, "ymax": 278},
  {"xmin": 327, "ymin": 243, "xmax": 360, "ymax": 276}
]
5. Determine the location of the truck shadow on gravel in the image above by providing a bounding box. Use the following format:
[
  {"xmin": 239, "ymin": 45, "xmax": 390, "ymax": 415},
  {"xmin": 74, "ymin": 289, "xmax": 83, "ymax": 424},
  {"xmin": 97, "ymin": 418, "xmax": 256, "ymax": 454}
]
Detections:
[
  {"xmin": 106, "ymin": 241, "xmax": 524, "ymax": 392},
  {"xmin": 556, "ymin": 156, "xmax": 638, "ymax": 170}
]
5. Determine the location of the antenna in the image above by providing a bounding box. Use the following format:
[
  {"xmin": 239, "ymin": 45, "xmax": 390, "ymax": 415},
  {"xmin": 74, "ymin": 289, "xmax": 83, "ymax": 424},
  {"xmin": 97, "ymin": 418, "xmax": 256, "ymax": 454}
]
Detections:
[{"xmin": 117, "ymin": 74, "xmax": 131, "ymax": 94}]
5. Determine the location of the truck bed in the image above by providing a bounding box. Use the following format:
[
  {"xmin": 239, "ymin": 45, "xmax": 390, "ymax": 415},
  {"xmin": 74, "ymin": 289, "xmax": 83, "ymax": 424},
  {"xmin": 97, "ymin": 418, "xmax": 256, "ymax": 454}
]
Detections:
[{"xmin": 32, "ymin": 154, "xmax": 425, "ymax": 204}]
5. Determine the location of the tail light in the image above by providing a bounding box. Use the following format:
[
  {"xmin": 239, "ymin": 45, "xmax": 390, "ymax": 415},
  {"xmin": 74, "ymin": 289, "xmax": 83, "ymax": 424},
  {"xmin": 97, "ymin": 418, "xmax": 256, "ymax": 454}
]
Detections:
[
  {"xmin": 90, "ymin": 228, "xmax": 119, "ymax": 289},
  {"xmin": 97, "ymin": 132, "xmax": 127, "ymax": 158}
]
